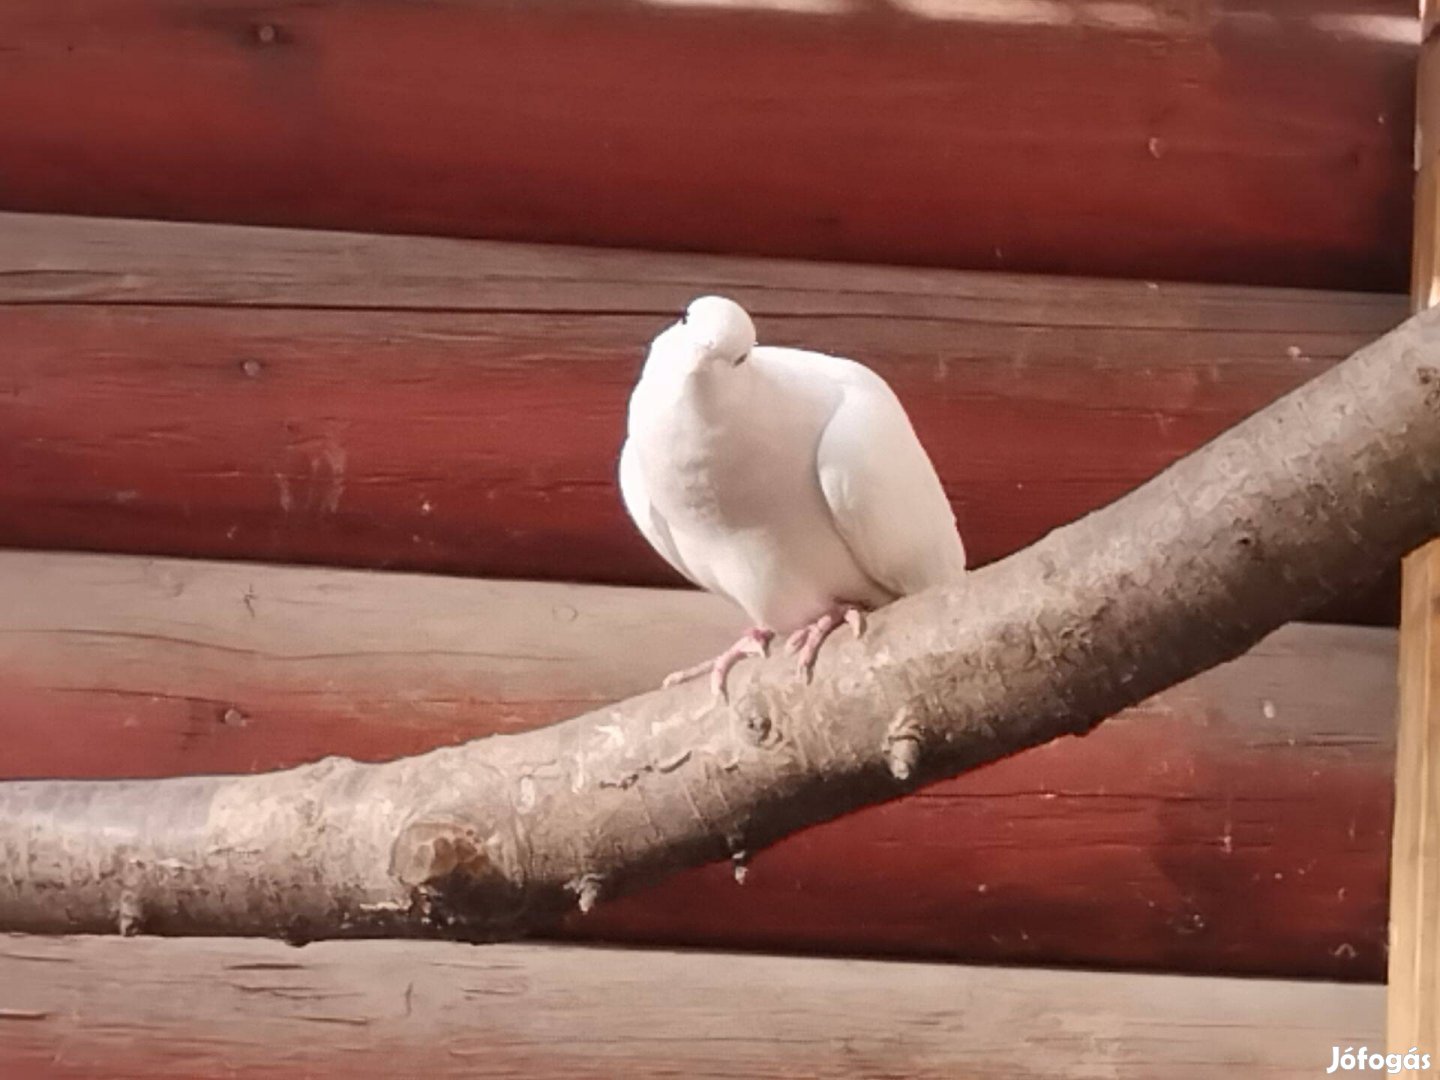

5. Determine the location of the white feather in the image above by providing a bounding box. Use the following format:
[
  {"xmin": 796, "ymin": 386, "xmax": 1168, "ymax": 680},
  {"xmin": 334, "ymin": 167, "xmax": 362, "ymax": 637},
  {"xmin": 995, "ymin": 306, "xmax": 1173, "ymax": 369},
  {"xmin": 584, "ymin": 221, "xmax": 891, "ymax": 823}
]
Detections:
[
  {"xmin": 804, "ymin": 348, "xmax": 967, "ymax": 594},
  {"xmin": 619, "ymin": 296, "xmax": 965, "ymax": 635},
  {"xmin": 618, "ymin": 439, "xmax": 699, "ymax": 588}
]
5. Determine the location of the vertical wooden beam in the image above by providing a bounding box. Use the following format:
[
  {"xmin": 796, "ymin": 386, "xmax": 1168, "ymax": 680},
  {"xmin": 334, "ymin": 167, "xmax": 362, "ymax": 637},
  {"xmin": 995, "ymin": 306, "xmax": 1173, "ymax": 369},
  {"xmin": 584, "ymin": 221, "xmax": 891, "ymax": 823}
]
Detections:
[
  {"xmin": 1392, "ymin": 547, "xmax": 1440, "ymax": 1065},
  {"xmin": 1415, "ymin": 36, "xmax": 1440, "ymax": 310},
  {"xmin": 1392, "ymin": 11, "xmax": 1440, "ymax": 1069}
]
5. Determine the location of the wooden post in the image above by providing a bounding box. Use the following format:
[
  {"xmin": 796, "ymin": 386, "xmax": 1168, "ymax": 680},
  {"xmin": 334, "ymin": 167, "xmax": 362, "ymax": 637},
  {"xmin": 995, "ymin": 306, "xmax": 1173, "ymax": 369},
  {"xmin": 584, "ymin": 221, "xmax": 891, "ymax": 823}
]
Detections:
[
  {"xmin": 1391, "ymin": 12, "xmax": 1440, "ymax": 1069},
  {"xmin": 1392, "ymin": 547, "xmax": 1440, "ymax": 1065},
  {"xmin": 1416, "ymin": 35, "xmax": 1440, "ymax": 311}
]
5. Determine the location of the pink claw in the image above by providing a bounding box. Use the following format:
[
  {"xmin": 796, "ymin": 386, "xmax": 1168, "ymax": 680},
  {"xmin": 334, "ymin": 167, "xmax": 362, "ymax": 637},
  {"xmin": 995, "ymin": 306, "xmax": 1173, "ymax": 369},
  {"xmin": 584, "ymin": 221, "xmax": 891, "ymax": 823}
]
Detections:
[
  {"xmin": 662, "ymin": 627, "xmax": 774, "ymax": 702},
  {"xmin": 784, "ymin": 603, "xmax": 868, "ymax": 684}
]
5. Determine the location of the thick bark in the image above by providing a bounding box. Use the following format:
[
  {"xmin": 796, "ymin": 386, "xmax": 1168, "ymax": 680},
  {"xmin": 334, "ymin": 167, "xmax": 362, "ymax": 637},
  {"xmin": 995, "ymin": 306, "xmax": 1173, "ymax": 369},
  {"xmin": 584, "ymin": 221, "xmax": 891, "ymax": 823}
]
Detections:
[{"xmin": 4, "ymin": 306, "xmax": 1440, "ymax": 940}]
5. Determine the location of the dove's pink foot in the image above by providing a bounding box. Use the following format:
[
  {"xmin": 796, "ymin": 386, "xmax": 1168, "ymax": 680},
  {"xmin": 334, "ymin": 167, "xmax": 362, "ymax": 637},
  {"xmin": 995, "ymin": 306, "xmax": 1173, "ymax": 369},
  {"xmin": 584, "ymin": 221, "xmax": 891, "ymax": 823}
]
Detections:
[
  {"xmin": 663, "ymin": 627, "xmax": 775, "ymax": 701},
  {"xmin": 785, "ymin": 604, "xmax": 867, "ymax": 683}
]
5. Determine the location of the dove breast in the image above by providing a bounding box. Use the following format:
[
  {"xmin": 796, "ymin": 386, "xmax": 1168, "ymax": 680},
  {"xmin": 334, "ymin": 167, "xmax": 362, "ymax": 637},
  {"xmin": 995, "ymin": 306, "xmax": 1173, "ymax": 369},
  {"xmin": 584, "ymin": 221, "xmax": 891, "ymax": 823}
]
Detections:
[{"xmin": 622, "ymin": 329, "xmax": 964, "ymax": 636}]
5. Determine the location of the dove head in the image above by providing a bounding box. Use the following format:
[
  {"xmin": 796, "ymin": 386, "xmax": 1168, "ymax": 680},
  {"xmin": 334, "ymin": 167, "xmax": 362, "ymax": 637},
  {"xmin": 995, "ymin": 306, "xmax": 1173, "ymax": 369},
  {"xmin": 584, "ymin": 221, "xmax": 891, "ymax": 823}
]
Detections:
[{"xmin": 678, "ymin": 296, "xmax": 756, "ymax": 367}]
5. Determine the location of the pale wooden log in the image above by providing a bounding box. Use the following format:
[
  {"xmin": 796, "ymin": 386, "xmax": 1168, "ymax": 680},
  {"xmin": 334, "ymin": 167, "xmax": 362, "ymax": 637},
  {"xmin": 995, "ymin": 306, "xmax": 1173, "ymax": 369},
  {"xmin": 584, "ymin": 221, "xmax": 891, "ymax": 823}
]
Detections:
[
  {"xmin": 0, "ymin": 549, "xmax": 741, "ymax": 757},
  {"xmin": 0, "ymin": 210, "xmax": 1405, "ymax": 324},
  {"xmin": 0, "ymin": 936, "xmax": 1384, "ymax": 1080}
]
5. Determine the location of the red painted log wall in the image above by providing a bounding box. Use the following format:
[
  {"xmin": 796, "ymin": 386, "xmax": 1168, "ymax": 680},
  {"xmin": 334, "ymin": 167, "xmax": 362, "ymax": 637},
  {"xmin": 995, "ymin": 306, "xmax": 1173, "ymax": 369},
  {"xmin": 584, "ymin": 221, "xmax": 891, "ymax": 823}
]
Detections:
[
  {"xmin": 0, "ymin": 214, "xmax": 1408, "ymax": 622},
  {"xmin": 0, "ymin": 0, "xmax": 1417, "ymax": 291}
]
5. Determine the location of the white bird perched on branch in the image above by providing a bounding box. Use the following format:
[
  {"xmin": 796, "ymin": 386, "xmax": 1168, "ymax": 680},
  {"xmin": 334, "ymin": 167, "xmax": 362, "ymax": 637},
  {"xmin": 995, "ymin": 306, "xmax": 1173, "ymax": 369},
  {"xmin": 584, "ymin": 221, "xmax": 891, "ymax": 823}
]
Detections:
[{"xmin": 619, "ymin": 296, "xmax": 967, "ymax": 700}]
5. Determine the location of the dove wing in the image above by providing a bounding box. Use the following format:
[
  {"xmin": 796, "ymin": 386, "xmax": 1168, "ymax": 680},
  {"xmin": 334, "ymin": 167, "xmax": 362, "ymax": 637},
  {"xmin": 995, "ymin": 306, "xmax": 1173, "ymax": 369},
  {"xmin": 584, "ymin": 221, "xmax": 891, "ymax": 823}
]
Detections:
[
  {"xmin": 810, "ymin": 357, "xmax": 966, "ymax": 596},
  {"xmin": 618, "ymin": 439, "xmax": 701, "ymax": 588}
]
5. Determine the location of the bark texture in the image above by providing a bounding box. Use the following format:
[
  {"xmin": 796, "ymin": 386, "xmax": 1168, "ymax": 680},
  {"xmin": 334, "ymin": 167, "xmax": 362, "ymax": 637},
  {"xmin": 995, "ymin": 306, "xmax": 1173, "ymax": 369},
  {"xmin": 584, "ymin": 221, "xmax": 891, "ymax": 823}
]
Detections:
[{"xmin": 4, "ymin": 307, "xmax": 1440, "ymax": 940}]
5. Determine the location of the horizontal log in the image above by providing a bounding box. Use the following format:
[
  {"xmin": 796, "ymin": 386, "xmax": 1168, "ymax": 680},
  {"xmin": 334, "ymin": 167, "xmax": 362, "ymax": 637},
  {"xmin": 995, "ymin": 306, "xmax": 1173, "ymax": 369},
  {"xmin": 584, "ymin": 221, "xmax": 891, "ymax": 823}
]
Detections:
[
  {"xmin": 0, "ymin": 551, "xmax": 1398, "ymax": 980},
  {"xmin": 0, "ymin": 551, "xmax": 743, "ymax": 774},
  {"xmin": 0, "ymin": 213, "xmax": 1408, "ymax": 622},
  {"xmin": 0, "ymin": 938, "xmax": 1382, "ymax": 1080},
  {"xmin": 0, "ymin": 1, "xmax": 1415, "ymax": 291}
]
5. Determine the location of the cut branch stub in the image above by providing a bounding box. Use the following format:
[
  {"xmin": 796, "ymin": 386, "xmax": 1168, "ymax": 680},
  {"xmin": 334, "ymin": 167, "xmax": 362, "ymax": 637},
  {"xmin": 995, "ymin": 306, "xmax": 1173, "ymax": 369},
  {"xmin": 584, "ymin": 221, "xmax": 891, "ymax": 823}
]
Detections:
[
  {"xmin": 389, "ymin": 811, "xmax": 534, "ymax": 936},
  {"xmin": 391, "ymin": 819, "xmax": 495, "ymax": 889}
]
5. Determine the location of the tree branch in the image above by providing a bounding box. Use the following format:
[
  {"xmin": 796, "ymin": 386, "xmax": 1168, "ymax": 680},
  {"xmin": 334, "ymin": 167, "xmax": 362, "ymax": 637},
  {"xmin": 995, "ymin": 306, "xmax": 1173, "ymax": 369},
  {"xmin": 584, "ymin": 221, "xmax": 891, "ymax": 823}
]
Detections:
[{"xmin": 5, "ymin": 307, "xmax": 1440, "ymax": 941}]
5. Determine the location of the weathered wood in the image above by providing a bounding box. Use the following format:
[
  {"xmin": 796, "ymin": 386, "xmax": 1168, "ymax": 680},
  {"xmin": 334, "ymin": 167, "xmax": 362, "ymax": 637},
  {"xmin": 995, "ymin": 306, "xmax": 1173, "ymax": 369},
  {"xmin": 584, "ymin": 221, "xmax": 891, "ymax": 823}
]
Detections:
[
  {"xmin": 0, "ymin": 551, "xmax": 1399, "ymax": 979},
  {"xmin": 0, "ymin": 937, "xmax": 1385, "ymax": 1079},
  {"xmin": 1388, "ymin": 543, "xmax": 1440, "ymax": 1058},
  {"xmin": 1418, "ymin": 41, "xmax": 1440, "ymax": 310},
  {"xmin": 0, "ymin": 213, "xmax": 1407, "ymax": 622},
  {"xmin": 0, "ymin": 211, "xmax": 1411, "ymax": 319},
  {"xmin": 0, "ymin": 551, "xmax": 742, "ymax": 777},
  {"xmin": 0, "ymin": 1, "xmax": 1414, "ymax": 291},
  {"xmin": 1414, "ymin": 164, "xmax": 1440, "ymax": 312}
]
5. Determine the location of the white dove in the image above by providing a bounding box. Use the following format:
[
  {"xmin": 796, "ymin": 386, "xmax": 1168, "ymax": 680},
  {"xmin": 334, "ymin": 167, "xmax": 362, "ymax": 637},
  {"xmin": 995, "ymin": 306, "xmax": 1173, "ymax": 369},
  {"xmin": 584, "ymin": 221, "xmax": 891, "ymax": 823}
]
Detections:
[{"xmin": 619, "ymin": 295, "xmax": 966, "ymax": 700}]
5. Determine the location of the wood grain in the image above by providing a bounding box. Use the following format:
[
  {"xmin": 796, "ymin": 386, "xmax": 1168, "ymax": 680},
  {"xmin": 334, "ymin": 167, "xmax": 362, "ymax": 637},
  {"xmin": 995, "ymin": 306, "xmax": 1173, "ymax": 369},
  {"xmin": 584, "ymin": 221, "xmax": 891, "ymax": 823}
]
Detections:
[
  {"xmin": 0, "ymin": 937, "xmax": 1383, "ymax": 1080},
  {"xmin": 0, "ymin": 1, "xmax": 1415, "ymax": 291},
  {"xmin": 1419, "ymin": 39, "xmax": 1440, "ymax": 310},
  {"xmin": 1388, "ymin": 538, "xmax": 1440, "ymax": 1063},
  {"xmin": 1413, "ymin": 164, "xmax": 1440, "ymax": 311},
  {"xmin": 0, "ymin": 551, "xmax": 743, "ymax": 775},
  {"xmin": 0, "ymin": 550, "xmax": 1399, "ymax": 979},
  {"xmin": 0, "ymin": 213, "xmax": 1408, "ymax": 621}
]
